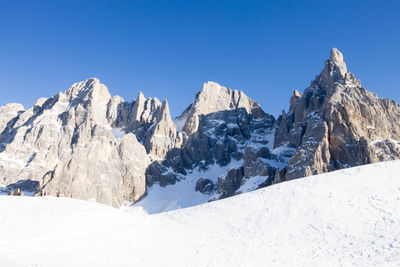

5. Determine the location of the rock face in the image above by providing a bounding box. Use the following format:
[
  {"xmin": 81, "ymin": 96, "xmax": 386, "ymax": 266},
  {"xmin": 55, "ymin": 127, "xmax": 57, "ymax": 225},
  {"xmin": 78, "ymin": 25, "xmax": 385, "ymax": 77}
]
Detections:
[
  {"xmin": 143, "ymin": 100, "xmax": 184, "ymax": 158},
  {"xmin": 146, "ymin": 81, "xmax": 281, "ymax": 199},
  {"xmin": 0, "ymin": 103, "xmax": 24, "ymax": 133},
  {"xmin": 215, "ymin": 167, "xmax": 245, "ymax": 199},
  {"xmin": 274, "ymin": 48, "xmax": 400, "ymax": 181},
  {"xmin": 0, "ymin": 79, "xmax": 150, "ymax": 207},
  {"xmin": 1, "ymin": 48, "xmax": 399, "ymax": 207},
  {"xmin": 180, "ymin": 82, "xmax": 271, "ymax": 164},
  {"xmin": 195, "ymin": 178, "xmax": 214, "ymax": 194}
]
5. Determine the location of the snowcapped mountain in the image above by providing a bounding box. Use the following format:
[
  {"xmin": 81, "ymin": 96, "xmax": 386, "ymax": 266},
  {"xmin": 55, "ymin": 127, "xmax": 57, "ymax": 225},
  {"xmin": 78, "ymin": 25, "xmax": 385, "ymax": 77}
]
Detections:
[
  {"xmin": 0, "ymin": 48, "xmax": 399, "ymax": 208},
  {"xmin": 0, "ymin": 79, "xmax": 151, "ymax": 206},
  {"xmin": 1, "ymin": 160, "xmax": 400, "ymax": 266},
  {"xmin": 274, "ymin": 48, "xmax": 400, "ymax": 181}
]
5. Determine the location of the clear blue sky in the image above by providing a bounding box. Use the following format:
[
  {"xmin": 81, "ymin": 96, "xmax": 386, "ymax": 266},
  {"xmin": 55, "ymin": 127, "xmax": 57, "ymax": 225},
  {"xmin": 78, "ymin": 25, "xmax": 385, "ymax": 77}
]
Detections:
[{"xmin": 1, "ymin": 0, "xmax": 399, "ymax": 117}]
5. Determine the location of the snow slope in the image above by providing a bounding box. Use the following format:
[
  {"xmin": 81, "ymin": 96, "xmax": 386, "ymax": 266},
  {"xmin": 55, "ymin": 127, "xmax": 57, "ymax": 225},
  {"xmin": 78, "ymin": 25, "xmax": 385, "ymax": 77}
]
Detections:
[
  {"xmin": 1, "ymin": 160, "xmax": 400, "ymax": 266},
  {"xmin": 133, "ymin": 160, "xmax": 244, "ymax": 214}
]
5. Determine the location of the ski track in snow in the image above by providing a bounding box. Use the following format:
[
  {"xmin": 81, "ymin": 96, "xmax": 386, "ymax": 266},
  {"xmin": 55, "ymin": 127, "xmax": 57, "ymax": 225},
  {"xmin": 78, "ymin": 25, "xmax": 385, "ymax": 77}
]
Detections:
[{"xmin": 1, "ymin": 160, "xmax": 400, "ymax": 266}]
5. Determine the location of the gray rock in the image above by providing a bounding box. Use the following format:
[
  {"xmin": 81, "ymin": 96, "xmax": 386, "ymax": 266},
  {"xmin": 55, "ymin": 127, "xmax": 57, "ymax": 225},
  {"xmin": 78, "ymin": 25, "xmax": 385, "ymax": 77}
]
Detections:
[
  {"xmin": 274, "ymin": 48, "xmax": 400, "ymax": 181},
  {"xmin": 243, "ymin": 146, "xmax": 275, "ymax": 178},
  {"xmin": 195, "ymin": 178, "xmax": 214, "ymax": 194},
  {"xmin": 0, "ymin": 103, "xmax": 24, "ymax": 134},
  {"xmin": 0, "ymin": 78, "xmax": 150, "ymax": 207},
  {"xmin": 216, "ymin": 167, "xmax": 244, "ymax": 199},
  {"xmin": 2, "ymin": 48, "xmax": 398, "ymax": 208}
]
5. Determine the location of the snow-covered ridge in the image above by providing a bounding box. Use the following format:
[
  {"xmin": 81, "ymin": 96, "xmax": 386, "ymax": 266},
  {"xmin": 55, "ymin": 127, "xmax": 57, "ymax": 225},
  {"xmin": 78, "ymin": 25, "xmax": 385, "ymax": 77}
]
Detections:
[
  {"xmin": 1, "ymin": 160, "xmax": 400, "ymax": 266},
  {"xmin": 1, "ymin": 48, "xmax": 400, "ymax": 210}
]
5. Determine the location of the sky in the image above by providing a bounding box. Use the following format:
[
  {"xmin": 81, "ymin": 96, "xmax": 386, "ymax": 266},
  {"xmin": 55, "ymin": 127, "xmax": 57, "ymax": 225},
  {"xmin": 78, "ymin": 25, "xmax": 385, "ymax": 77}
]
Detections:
[{"xmin": 1, "ymin": 0, "xmax": 399, "ymax": 117}]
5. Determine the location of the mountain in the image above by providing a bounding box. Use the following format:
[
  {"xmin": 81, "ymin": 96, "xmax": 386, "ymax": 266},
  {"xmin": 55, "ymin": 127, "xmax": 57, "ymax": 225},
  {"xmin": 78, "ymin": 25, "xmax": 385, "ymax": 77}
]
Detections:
[
  {"xmin": 0, "ymin": 79, "xmax": 150, "ymax": 207},
  {"xmin": 146, "ymin": 81, "xmax": 281, "ymax": 199},
  {"xmin": 1, "ymin": 160, "xmax": 400, "ymax": 266},
  {"xmin": 0, "ymin": 48, "xmax": 399, "ymax": 207},
  {"xmin": 274, "ymin": 48, "xmax": 400, "ymax": 182}
]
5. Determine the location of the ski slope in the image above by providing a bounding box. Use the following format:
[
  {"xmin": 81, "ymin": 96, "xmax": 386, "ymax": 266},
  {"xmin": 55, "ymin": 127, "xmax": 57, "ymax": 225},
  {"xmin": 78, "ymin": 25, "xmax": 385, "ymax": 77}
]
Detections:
[{"xmin": 1, "ymin": 160, "xmax": 400, "ymax": 266}]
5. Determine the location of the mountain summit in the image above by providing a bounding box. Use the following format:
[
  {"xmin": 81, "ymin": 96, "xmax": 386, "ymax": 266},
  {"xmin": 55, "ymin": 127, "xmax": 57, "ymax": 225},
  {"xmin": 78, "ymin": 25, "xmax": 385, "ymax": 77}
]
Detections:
[
  {"xmin": 274, "ymin": 48, "xmax": 400, "ymax": 181},
  {"xmin": 1, "ymin": 49, "xmax": 399, "ymax": 207}
]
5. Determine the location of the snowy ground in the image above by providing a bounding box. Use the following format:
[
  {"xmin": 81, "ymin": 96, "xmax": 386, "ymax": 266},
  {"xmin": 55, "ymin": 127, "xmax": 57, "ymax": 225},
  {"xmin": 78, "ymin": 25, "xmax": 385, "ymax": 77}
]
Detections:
[
  {"xmin": 1, "ymin": 160, "xmax": 400, "ymax": 266},
  {"xmin": 132, "ymin": 160, "xmax": 244, "ymax": 214}
]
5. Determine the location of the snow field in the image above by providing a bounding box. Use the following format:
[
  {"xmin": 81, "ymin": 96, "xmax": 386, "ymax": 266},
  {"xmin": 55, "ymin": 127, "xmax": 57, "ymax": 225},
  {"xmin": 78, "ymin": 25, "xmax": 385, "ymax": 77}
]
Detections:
[{"xmin": 0, "ymin": 160, "xmax": 400, "ymax": 266}]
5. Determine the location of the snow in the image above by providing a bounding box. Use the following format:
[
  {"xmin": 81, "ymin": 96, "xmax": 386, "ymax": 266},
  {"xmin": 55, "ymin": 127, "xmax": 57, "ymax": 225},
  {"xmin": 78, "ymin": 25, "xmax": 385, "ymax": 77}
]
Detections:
[
  {"xmin": 133, "ymin": 160, "xmax": 243, "ymax": 214},
  {"xmin": 237, "ymin": 175, "xmax": 268, "ymax": 193},
  {"xmin": 1, "ymin": 160, "xmax": 400, "ymax": 266}
]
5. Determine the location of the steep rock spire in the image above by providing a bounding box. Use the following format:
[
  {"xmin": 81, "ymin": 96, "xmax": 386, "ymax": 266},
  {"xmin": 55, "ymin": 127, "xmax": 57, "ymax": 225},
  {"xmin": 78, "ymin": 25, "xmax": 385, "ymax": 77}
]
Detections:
[
  {"xmin": 274, "ymin": 48, "xmax": 400, "ymax": 183},
  {"xmin": 181, "ymin": 81, "xmax": 265, "ymax": 135},
  {"xmin": 316, "ymin": 48, "xmax": 348, "ymax": 88},
  {"xmin": 144, "ymin": 100, "xmax": 182, "ymax": 158}
]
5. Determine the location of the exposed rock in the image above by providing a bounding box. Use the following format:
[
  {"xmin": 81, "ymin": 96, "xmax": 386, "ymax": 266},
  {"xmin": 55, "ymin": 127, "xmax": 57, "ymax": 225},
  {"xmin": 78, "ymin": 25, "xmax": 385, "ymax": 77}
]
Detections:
[
  {"xmin": 195, "ymin": 178, "xmax": 214, "ymax": 194},
  {"xmin": 0, "ymin": 78, "xmax": 150, "ymax": 207},
  {"xmin": 145, "ymin": 161, "xmax": 181, "ymax": 187},
  {"xmin": 0, "ymin": 103, "xmax": 24, "ymax": 134},
  {"xmin": 179, "ymin": 82, "xmax": 275, "ymax": 166},
  {"xmin": 144, "ymin": 81, "xmax": 277, "ymax": 190},
  {"xmin": 181, "ymin": 81, "xmax": 267, "ymax": 136},
  {"xmin": 144, "ymin": 100, "xmax": 184, "ymax": 158},
  {"xmin": 1, "ymin": 48, "xmax": 399, "ymax": 207},
  {"xmin": 243, "ymin": 146, "xmax": 275, "ymax": 178},
  {"xmin": 274, "ymin": 48, "xmax": 400, "ymax": 181},
  {"xmin": 215, "ymin": 167, "xmax": 244, "ymax": 199}
]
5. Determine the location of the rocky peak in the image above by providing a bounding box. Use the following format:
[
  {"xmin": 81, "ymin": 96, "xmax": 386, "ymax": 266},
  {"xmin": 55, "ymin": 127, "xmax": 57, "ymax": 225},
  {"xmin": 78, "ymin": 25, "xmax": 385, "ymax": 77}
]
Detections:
[
  {"xmin": 330, "ymin": 48, "xmax": 345, "ymax": 65},
  {"xmin": 65, "ymin": 78, "xmax": 98, "ymax": 98},
  {"xmin": 0, "ymin": 103, "xmax": 24, "ymax": 113},
  {"xmin": 289, "ymin": 90, "xmax": 302, "ymax": 111},
  {"xmin": 158, "ymin": 100, "xmax": 174, "ymax": 125},
  {"xmin": 132, "ymin": 92, "xmax": 162, "ymax": 124},
  {"xmin": 274, "ymin": 48, "xmax": 400, "ymax": 182},
  {"xmin": 191, "ymin": 81, "xmax": 262, "ymax": 116},
  {"xmin": 2, "ymin": 48, "xmax": 399, "ymax": 209},
  {"xmin": 144, "ymin": 100, "xmax": 182, "ymax": 158},
  {"xmin": 0, "ymin": 78, "xmax": 150, "ymax": 207},
  {"xmin": 192, "ymin": 81, "xmax": 237, "ymax": 116},
  {"xmin": 64, "ymin": 78, "xmax": 111, "ymax": 108},
  {"xmin": 0, "ymin": 103, "xmax": 25, "ymax": 134},
  {"xmin": 315, "ymin": 48, "xmax": 349, "ymax": 89},
  {"xmin": 181, "ymin": 81, "xmax": 264, "ymax": 135}
]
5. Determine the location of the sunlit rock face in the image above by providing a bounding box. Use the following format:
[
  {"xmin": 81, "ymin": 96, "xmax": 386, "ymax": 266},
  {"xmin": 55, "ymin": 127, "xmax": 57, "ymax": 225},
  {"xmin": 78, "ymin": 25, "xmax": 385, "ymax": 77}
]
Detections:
[
  {"xmin": 1, "ymin": 48, "xmax": 399, "ymax": 206},
  {"xmin": 0, "ymin": 78, "xmax": 279, "ymax": 204},
  {"xmin": 0, "ymin": 79, "xmax": 150, "ymax": 207},
  {"xmin": 146, "ymin": 81, "xmax": 279, "ymax": 199},
  {"xmin": 274, "ymin": 48, "xmax": 400, "ymax": 181}
]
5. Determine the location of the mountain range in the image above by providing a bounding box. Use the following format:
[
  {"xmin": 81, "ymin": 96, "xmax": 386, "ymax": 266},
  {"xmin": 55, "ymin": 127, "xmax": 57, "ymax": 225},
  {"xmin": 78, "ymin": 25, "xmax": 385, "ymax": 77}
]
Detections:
[{"xmin": 1, "ymin": 48, "xmax": 399, "ymax": 207}]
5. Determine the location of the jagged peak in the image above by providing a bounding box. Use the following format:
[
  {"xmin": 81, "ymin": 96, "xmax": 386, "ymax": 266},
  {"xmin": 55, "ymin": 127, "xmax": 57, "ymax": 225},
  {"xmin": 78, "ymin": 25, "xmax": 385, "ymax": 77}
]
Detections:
[
  {"xmin": 110, "ymin": 95, "xmax": 125, "ymax": 103},
  {"xmin": 193, "ymin": 81, "xmax": 241, "ymax": 116},
  {"xmin": 64, "ymin": 78, "xmax": 111, "ymax": 102},
  {"xmin": 158, "ymin": 100, "xmax": 173, "ymax": 123},
  {"xmin": 289, "ymin": 90, "xmax": 302, "ymax": 110},
  {"xmin": 201, "ymin": 81, "xmax": 229, "ymax": 92},
  {"xmin": 330, "ymin": 48, "xmax": 344, "ymax": 64},
  {"xmin": 135, "ymin": 92, "xmax": 162, "ymax": 107},
  {"xmin": 0, "ymin": 103, "xmax": 25, "ymax": 111},
  {"xmin": 161, "ymin": 99, "xmax": 170, "ymax": 112},
  {"xmin": 329, "ymin": 48, "xmax": 347, "ymax": 77},
  {"xmin": 177, "ymin": 81, "xmax": 266, "ymax": 119},
  {"xmin": 33, "ymin": 98, "xmax": 48, "ymax": 108},
  {"xmin": 153, "ymin": 97, "xmax": 161, "ymax": 106},
  {"xmin": 293, "ymin": 90, "xmax": 302, "ymax": 98},
  {"xmin": 66, "ymin": 78, "xmax": 99, "ymax": 93},
  {"xmin": 314, "ymin": 48, "xmax": 349, "ymax": 88},
  {"xmin": 136, "ymin": 92, "xmax": 145, "ymax": 102}
]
